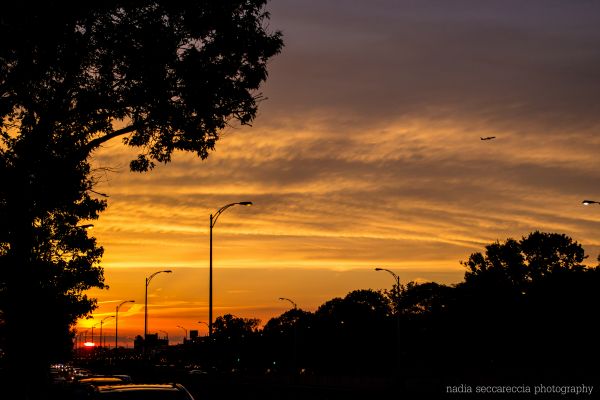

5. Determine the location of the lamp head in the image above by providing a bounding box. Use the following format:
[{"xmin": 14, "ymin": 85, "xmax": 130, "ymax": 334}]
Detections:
[
  {"xmin": 163, "ymin": 270, "xmax": 173, "ymax": 273},
  {"xmin": 239, "ymin": 201, "xmax": 253, "ymax": 206},
  {"xmin": 374, "ymin": 268, "xmax": 383, "ymax": 271},
  {"xmin": 582, "ymin": 200, "xmax": 596, "ymax": 205}
]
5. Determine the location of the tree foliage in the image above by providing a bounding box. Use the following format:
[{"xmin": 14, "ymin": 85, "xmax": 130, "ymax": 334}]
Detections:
[
  {"xmin": 397, "ymin": 281, "xmax": 454, "ymax": 316},
  {"xmin": 0, "ymin": 1, "xmax": 282, "ymax": 389},
  {"xmin": 462, "ymin": 231, "xmax": 588, "ymax": 294},
  {"xmin": 213, "ymin": 313, "xmax": 261, "ymax": 339},
  {"xmin": 1, "ymin": 0, "xmax": 283, "ymax": 171},
  {"xmin": 263, "ymin": 307, "xmax": 312, "ymax": 335}
]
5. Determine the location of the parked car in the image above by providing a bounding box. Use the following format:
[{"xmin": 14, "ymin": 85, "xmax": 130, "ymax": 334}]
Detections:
[
  {"xmin": 88, "ymin": 384, "xmax": 195, "ymax": 399},
  {"xmin": 77, "ymin": 375, "xmax": 132, "ymax": 386},
  {"xmin": 70, "ymin": 375, "xmax": 134, "ymax": 399}
]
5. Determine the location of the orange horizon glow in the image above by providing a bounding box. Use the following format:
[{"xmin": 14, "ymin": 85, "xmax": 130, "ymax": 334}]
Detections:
[
  {"xmin": 76, "ymin": 1, "xmax": 600, "ymax": 347},
  {"xmin": 76, "ymin": 117, "xmax": 600, "ymax": 345}
]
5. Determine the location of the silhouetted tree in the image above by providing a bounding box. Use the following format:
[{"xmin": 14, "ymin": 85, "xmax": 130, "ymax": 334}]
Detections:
[
  {"xmin": 457, "ymin": 231, "xmax": 599, "ymax": 374},
  {"xmin": 0, "ymin": 0, "xmax": 282, "ymax": 394},
  {"xmin": 0, "ymin": 142, "xmax": 106, "ymax": 390},
  {"xmin": 312, "ymin": 290, "xmax": 393, "ymax": 374},
  {"xmin": 211, "ymin": 314, "xmax": 260, "ymax": 370},
  {"xmin": 396, "ymin": 281, "xmax": 454, "ymax": 316},
  {"xmin": 463, "ymin": 231, "xmax": 587, "ymax": 290},
  {"xmin": 213, "ymin": 314, "xmax": 260, "ymax": 339},
  {"xmin": 390, "ymin": 281, "xmax": 457, "ymax": 372},
  {"xmin": 263, "ymin": 308, "xmax": 313, "ymax": 370}
]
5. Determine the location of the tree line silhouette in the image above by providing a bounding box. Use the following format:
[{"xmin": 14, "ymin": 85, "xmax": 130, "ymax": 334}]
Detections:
[{"xmin": 162, "ymin": 232, "xmax": 599, "ymax": 383}]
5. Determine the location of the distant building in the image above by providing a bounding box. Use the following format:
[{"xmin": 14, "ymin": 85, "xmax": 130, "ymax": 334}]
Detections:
[
  {"xmin": 133, "ymin": 333, "xmax": 169, "ymax": 352},
  {"xmin": 133, "ymin": 335, "xmax": 144, "ymax": 352}
]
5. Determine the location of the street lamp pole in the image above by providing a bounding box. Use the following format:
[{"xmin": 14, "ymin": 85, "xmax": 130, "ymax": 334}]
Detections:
[
  {"xmin": 177, "ymin": 325, "xmax": 188, "ymax": 343},
  {"xmin": 197, "ymin": 321, "xmax": 209, "ymax": 336},
  {"xmin": 279, "ymin": 297, "xmax": 298, "ymax": 371},
  {"xmin": 145, "ymin": 270, "xmax": 173, "ymax": 347},
  {"xmin": 158, "ymin": 330, "xmax": 169, "ymax": 343},
  {"xmin": 100, "ymin": 316, "xmax": 115, "ymax": 349},
  {"xmin": 91, "ymin": 323, "xmax": 100, "ymax": 346},
  {"xmin": 115, "ymin": 300, "xmax": 135, "ymax": 349},
  {"xmin": 375, "ymin": 267, "xmax": 402, "ymax": 371},
  {"xmin": 209, "ymin": 201, "xmax": 252, "ymax": 336},
  {"xmin": 279, "ymin": 297, "xmax": 297, "ymax": 309}
]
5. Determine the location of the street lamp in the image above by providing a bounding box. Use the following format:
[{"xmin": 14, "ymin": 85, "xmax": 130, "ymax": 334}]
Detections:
[
  {"xmin": 197, "ymin": 321, "xmax": 209, "ymax": 336},
  {"xmin": 375, "ymin": 267, "xmax": 402, "ymax": 370},
  {"xmin": 91, "ymin": 323, "xmax": 100, "ymax": 346},
  {"xmin": 99, "ymin": 316, "xmax": 115, "ymax": 348},
  {"xmin": 177, "ymin": 325, "xmax": 188, "ymax": 343},
  {"xmin": 158, "ymin": 330, "xmax": 169, "ymax": 342},
  {"xmin": 209, "ymin": 201, "xmax": 253, "ymax": 336},
  {"xmin": 115, "ymin": 300, "xmax": 135, "ymax": 349},
  {"xmin": 279, "ymin": 297, "xmax": 297, "ymax": 309},
  {"xmin": 582, "ymin": 200, "xmax": 600, "ymax": 206},
  {"xmin": 145, "ymin": 270, "xmax": 173, "ymax": 346},
  {"xmin": 279, "ymin": 297, "xmax": 298, "ymax": 371}
]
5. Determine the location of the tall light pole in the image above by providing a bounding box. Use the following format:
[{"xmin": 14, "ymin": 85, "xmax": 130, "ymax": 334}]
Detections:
[
  {"xmin": 375, "ymin": 267, "xmax": 401, "ymax": 370},
  {"xmin": 197, "ymin": 321, "xmax": 209, "ymax": 336},
  {"xmin": 115, "ymin": 300, "xmax": 135, "ymax": 349},
  {"xmin": 209, "ymin": 201, "xmax": 253, "ymax": 336},
  {"xmin": 91, "ymin": 323, "xmax": 100, "ymax": 346},
  {"xmin": 145, "ymin": 270, "xmax": 173, "ymax": 346},
  {"xmin": 279, "ymin": 297, "xmax": 298, "ymax": 371},
  {"xmin": 99, "ymin": 316, "xmax": 115, "ymax": 348},
  {"xmin": 375, "ymin": 268, "xmax": 400, "ymax": 292},
  {"xmin": 177, "ymin": 325, "xmax": 188, "ymax": 343}
]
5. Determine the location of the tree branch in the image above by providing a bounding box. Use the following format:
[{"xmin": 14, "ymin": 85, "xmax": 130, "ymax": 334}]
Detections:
[{"xmin": 83, "ymin": 124, "xmax": 138, "ymax": 154}]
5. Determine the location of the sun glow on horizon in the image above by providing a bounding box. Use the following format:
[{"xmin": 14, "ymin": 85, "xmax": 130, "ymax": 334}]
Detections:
[{"xmin": 75, "ymin": 0, "xmax": 600, "ymax": 346}]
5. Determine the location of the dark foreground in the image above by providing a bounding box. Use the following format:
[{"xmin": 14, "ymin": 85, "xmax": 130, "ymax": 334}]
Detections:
[{"xmin": 38, "ymin": 362, "xmax": 598, "ymax": 400}]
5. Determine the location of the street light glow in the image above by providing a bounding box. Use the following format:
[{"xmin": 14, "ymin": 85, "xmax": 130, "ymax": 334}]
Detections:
[{"xmin": 582, "ymin": 200, "xmax": 599, "ymax": 205}]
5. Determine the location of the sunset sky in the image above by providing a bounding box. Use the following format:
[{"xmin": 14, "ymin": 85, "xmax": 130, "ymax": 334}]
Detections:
[{"xmin": 77, "ymin": 0, "xmax": 600, "ymax": 346}]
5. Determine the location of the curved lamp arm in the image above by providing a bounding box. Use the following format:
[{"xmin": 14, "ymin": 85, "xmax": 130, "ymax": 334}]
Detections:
[
  {"xmin": 211, "ymin": 202, "xmax": 253, "ymax": 227},
  {"xmin": 117, "ymin": 300, "xmax": 135, "ymax": 312},
  {"xmin": 146, "ymin": 270, "xmax": 172, "ymax": 286},
  {"xmin": 279, "ymin": 297, "xmax": 297, "ymax": 309},
  {"xmin": 375, "ymin": 267, "xmax": 401, "ymax": 291}
]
